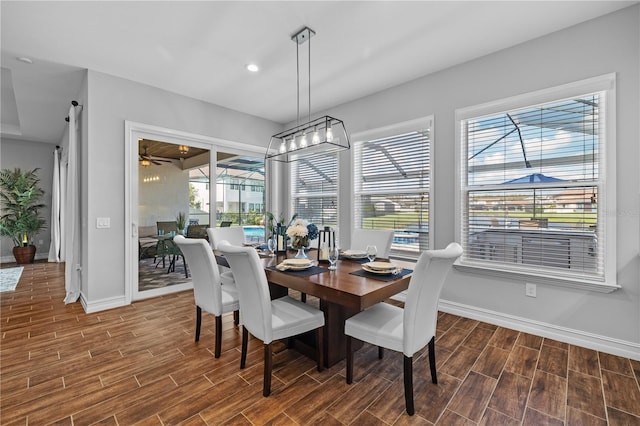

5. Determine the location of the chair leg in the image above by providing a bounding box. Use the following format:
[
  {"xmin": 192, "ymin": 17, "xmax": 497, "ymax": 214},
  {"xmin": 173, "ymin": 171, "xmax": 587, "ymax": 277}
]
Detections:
[
  {"xmin": 346, "ymin": 335, "xmax": 354, "ymax": 384},
  {"xmin": 301, "ymin": 293, "xmax": 307, "ymax": 303},
  {"xmin": 378, "ymin": 347, "xmax": 384, "ymax": 359},
  {"xmin": 428, "ymin": 336, "xmax": 437, "ymax": 384},
  {"xmin": 233, "ymin": 310, "xmax": 239, "ymax": 326},
  {"xmin": 316, "ymin": 326, "xmax": 324, "ymax": 372},
  {"xmin": 195, "ymin": 306, "xmax": 202, "ymax": 342},
  {"xmin": 240, "ymin": 326, "xmax": 248, "ymax": 369},
  {"xmin": 263, "ymin": 342, "xmax": 272, "ymax": 397},
  {"xmin": 404, "ymin": 355, "xmax": 415, "ymax": 416},
  {"xmin": 214, "ymin": 315, "xmax": 222, "ymax": 358},
  {"xmin": 182, "ymin": 256, "xmax": 188, "ymax": 278}
]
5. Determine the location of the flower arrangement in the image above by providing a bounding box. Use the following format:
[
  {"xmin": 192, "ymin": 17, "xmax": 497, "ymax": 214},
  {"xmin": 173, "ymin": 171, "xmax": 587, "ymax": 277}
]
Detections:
[{"xmin": 286, "ymin": 219, "xmax": 319, "ymax": 249}]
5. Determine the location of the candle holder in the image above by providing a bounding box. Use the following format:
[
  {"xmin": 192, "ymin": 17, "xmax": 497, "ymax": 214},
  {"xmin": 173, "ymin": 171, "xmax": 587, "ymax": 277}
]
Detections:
[
  {"xmin": 317, "ymin": 226, "xmax": 335, "ymax": 263},
  {"xmin": 275, "ymin": 223, "xmax": 288, "ymax": 254}
]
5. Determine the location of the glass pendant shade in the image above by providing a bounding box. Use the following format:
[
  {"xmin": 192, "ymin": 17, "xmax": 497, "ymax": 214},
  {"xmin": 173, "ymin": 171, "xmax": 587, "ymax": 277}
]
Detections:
[
  {"xmin": 265, "ymin": 26, "xmax": 350, "ymax": 163},
  {"xmin": 266, "ymin": 115, "xmax": 350, "ymax": 162}
]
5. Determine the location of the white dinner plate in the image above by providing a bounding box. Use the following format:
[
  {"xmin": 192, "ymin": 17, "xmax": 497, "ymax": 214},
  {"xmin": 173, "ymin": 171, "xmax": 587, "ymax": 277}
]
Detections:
[
  {"xmin": 286, "ymin": 264, "xmax": 314, "ymax": 271},
  {"xmin": 362, "ymin": 264, "xmax": 398, "ymax": 275},
  {"xmin": 342, "ymin": 250, "xmax": 367, "ymax": 259},
  {"xmin": 365, "ymin": 261, "xmax": 397, "ymax": 271},
  {"xmin": 282, "ymin": 258, "xmax": 314, "ymax": 267}
]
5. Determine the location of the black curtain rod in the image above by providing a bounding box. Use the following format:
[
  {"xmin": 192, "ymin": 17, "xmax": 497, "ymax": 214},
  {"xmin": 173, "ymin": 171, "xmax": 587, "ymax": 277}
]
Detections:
[{"xmin": 65, "ymin": 100, "xmax": 82, "ymax": 122}]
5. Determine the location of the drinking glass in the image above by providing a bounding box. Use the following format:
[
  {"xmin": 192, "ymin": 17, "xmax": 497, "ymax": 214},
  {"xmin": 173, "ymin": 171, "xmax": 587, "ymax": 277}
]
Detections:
[
  {"xmin": 328, "ymin": 246, "xmax": 339, "ymax": 270},
  {"xmin": 267, "ymin": 237, "xmax": 276, "ymax": 257},
  {"xmin": 366, "ymin": 245, "xmax": 377, "ymax": 263}
]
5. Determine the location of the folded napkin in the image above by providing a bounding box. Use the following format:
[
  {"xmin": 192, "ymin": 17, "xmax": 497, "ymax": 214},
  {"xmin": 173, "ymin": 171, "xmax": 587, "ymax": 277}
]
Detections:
[{"xmin": 276, "ymin": 263, "xmax": 293, "ymax": 271}]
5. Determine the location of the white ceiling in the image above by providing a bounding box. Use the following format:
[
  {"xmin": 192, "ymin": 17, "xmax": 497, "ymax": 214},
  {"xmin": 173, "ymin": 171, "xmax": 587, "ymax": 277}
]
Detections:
[{"xmin": 1, "ymin": 1, "xmax": 635, "ymax": 144}]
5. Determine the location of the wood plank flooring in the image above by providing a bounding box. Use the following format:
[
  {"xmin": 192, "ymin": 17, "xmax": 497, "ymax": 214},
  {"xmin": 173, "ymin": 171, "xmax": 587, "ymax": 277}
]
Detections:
[{"xmin": 1, "ymin": 262, "xmax": 639, "ymax": 425}]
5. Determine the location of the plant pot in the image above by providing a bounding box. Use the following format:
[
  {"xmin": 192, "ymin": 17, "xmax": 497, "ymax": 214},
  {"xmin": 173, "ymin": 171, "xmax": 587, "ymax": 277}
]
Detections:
[{"xmin": 13, "ymin": 245, "xmax": 36, "ymax": 264}]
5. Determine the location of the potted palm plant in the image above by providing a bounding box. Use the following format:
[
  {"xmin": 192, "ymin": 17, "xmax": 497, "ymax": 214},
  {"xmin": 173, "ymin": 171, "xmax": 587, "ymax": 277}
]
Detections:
[
  {"xmin": 176, "ymin": 211, "xmax": 187, "ymax": 235},
  {"xmin": 0, "ymin": 168, "xmax": 47, "ymax": 264}
]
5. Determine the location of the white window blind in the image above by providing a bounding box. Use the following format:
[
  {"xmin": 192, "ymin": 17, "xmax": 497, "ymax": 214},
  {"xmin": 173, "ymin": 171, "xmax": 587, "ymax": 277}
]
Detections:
[
  {"xmin": 354, "ymin": 123, "xmax": 431, "ymax": 258},
  {"xmin": 457, "ymin": 75, "xmax": 616, "ymax": 288},
  {"xmin": 290, "ymin": 153, "xmax": 338, "ymax": 227}
]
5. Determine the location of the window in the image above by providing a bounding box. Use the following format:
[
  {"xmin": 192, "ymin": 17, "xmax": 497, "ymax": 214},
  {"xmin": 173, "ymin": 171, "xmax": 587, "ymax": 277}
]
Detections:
[
  {"xmin": 456, "ymin": 75, "xmax": 617, "ymax": 290},
  {"xmin": 353, "ymin": 117, "xmax": 432, "ymax": 259},
  {"xmin": 290, "ymin": 153, "xmax": 338, "ymax": 228},
  {"xmin": 216, "ymin": 154, "xmax": 265, "ymax": 228}
]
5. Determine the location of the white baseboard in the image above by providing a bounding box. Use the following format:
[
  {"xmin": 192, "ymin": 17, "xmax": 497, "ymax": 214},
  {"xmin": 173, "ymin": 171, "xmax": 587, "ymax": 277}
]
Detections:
[
  {"xmin": 81, "ymin": 293, "xmax": 128, "ymax": 314},
  {"xmin": 0, "ymin": 253, "xmax": 49, "ymax": 264},
  {"xmin": 439, "ymin": 299, "xmax": 640, "ymax": 361}
]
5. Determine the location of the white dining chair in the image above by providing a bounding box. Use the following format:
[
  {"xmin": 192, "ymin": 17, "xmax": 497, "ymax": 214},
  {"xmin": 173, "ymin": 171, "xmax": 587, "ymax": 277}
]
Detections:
[
  {"xmin": 218, "ymin": 243, "xmax": 325, "ymax": 397},
  {"xmin": 344, "ymin": 242, "xmax": 463, "ymax": 415},
  {"xmin": 207, "ymin": 226, "xmax": 246, "ymax": 249},
  {"xmin": 173, "ymin": 235, "xmax": 240, "ymax": 358},
  {"xmin": 207, "ymin": 226, "xmax": 246, "ymax": 287},
  {"xmin": 349, "ymin": 228, "xmax": 395, "ymax": 259}
]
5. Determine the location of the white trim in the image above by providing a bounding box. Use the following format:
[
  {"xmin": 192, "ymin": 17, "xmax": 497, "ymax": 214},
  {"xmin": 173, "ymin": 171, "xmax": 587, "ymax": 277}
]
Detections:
[
  {"xmin": 0, "ymin": 252, "xmax": 49, "ymax": 264},
  {"xmin": 81, "ymin": 293, "xmax": 128, "ymax": 314},
  {"xmin": 439, "ymin": 299, "xmax": 640, "ymax": 361},
  {"xmin": 453, "ymin": 262, "xmax": 620, "ymax": 293},
  {"xmin": 454, "ymin": 74, "xmax": 617, "ymax": 290}
]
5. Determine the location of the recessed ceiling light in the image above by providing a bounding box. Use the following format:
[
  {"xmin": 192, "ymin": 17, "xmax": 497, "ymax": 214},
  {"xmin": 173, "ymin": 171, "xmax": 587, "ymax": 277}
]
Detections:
[
  {"xmin": 246, "ymin": 63, "xmax": 259, "ymax": 72},
  {"xmin": 17, "ymin": 57, "xmax": 33, "ymax": 64}
]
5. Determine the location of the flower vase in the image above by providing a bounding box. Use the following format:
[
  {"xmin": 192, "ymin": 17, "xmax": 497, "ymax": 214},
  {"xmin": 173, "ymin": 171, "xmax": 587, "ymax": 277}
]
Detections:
[{"xmin": 294, "ymin": 247, "xmax": 308, "ymax": 259}]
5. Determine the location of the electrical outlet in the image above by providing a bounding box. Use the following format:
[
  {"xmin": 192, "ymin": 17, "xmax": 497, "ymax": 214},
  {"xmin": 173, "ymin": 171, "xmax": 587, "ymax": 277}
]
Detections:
[{"xmin": 525, "ymin": 283, "xmax": 537, "ymax": 297}]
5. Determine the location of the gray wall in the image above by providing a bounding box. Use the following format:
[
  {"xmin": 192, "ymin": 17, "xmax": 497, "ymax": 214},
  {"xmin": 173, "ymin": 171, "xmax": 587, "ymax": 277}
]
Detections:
[
  {"xmin": 84, "ymin": 71, "xmax": 281, "ymax": 302},
  {"xmin": 0, "ymin": 138, "xmax": 55, "ymax": 261},
  {"xmin": 326, "ymin": 6, "xmax": 639, "ymax": 350}
]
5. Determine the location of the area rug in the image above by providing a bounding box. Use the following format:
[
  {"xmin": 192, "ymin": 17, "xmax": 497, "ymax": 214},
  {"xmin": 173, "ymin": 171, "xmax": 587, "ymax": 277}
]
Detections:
[
  {"xmin": 138, "ymin": 257, "xmax": 190, "ymax": 292},
  {"xmin": 0, "ymin": 266, "xmax": 24, "ymax": 292}
]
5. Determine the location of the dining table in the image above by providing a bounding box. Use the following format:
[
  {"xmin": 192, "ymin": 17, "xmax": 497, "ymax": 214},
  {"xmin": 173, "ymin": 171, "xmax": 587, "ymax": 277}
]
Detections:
[{"xmin": 217, "ymin": 248, "xmax": 414, "ymax": 367}]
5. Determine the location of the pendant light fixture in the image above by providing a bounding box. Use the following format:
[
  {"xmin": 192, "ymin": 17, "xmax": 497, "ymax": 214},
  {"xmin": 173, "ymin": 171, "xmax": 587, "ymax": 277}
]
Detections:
[{"xmin": 266, "ymin": 27, "xmax": 350, "ymax": 163}]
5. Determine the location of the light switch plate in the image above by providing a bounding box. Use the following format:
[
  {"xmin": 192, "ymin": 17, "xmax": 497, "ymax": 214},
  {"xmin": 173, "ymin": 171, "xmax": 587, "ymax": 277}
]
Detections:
[{"xmin": 96, "ymin": 217, "xmax": 111, "ymax": 229}]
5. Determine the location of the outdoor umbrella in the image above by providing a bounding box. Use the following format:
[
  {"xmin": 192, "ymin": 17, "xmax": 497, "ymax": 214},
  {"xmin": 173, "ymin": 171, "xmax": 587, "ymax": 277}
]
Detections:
[{"xmin": 504, "ymin": 173, "xmax": 563, "ymax": 184}]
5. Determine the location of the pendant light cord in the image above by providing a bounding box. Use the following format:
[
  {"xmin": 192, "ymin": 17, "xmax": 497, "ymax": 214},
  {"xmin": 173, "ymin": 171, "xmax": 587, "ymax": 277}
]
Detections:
[
  {"xmin": 308, "ymin": 34, "xmax": 311, "ymax": 122},
  {"xmin": 296, "ymin": 38, "xmax": 300, "ymax": 127}
]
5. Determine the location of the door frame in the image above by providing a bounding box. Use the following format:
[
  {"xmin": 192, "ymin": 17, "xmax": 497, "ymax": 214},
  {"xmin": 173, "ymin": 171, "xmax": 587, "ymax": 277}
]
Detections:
[{"xmin": 124, "ymin": 121, "xmax": 267, "ymax": 304}]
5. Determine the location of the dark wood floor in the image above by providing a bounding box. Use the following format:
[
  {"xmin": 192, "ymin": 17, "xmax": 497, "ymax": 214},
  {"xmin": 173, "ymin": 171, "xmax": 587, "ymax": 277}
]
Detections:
[{"xmin": 1, "ymin": 262, "xmax": 639, "ymax": 425}]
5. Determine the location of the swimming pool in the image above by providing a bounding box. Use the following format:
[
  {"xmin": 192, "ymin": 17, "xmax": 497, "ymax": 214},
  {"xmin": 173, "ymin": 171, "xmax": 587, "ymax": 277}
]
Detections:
[{"xmin": 243, "ymin": 225, "xmax": 265, "ymax": 242}]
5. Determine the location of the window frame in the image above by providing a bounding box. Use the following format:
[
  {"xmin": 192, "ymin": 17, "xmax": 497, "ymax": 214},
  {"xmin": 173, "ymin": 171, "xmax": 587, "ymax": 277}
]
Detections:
[
  {"xmin": 454, "ymin": 74, "xmax": 618, "ymax": 292},
  {"xmin": 351, "ymin": 116, "xmax": 434, "ymax": 260}
]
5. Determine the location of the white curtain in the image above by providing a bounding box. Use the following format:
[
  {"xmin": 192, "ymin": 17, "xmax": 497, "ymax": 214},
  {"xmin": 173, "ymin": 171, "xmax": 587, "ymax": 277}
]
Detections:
[
  {"xmin": 63, "ymin": 104, "xmax": 81, "ymax": 304},
  {"xmin": 48, "ymin": 147, "xmax": 62, "ymax": 262}
]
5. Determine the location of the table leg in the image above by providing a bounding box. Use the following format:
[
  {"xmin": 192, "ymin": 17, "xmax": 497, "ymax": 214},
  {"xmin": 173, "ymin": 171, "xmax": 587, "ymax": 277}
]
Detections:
[
  {"xmin": 320, "ymin": 300, "xmax": 361, "ymax": 367},
  {"xmin": 267, "ymin": 282, "xmax": 361, "ymax": 368}
]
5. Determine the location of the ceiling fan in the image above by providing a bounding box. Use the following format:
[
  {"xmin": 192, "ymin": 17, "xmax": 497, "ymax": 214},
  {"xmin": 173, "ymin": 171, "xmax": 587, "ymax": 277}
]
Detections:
[{"xmin": 139, "ymin": 145, "xmax": 172, "ymax": 166}]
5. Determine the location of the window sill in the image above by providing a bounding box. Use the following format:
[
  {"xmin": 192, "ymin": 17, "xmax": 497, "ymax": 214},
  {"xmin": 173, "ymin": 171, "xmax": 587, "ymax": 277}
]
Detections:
[{"xmin": 453, "ymin": 261, "xmax": 620, "ymax": 293}]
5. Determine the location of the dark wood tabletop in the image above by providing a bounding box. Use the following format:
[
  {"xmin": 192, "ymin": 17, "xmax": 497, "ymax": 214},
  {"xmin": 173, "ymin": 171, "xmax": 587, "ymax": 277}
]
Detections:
[{"xmin": 261, "ymin": 253, "xmax": 413, "ymax": 311}]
